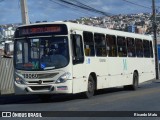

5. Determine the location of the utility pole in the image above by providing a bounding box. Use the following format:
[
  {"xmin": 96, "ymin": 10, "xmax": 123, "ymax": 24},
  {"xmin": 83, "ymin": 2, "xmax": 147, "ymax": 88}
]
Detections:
[
  {"xmin": 152, "ymin": 0, "xmax": 159, "ymax": 79},
  {"xmin": 20, "ymin": 0, "xmax": 29, "ymax": 25}
]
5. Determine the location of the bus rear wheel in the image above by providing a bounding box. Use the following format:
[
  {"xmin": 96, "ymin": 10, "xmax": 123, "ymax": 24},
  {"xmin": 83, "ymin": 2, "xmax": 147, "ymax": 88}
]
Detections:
[
  {"xmin": 131, "ymin": 72, "xmax": 139, "ymax": 90},
  {"xmin": 124, "ymin": 72, "xmax": 139, "ymax": 90},
  {"xmin": 83, "ymin": 76, "xmax": 95, "ymax": 98}
]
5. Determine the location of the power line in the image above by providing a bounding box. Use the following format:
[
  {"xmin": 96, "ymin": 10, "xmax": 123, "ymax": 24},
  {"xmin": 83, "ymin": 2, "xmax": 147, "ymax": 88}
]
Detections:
[
  {"xmin": 49, "ymin": 0, "xmax": 95, "ymax": 16},
  {"xmin": 122, "ymin": 0, "xmax": 151, "ymax": 9},
  {"xmin": 71, "ymin": 0, "xmax": 111, "ymax": 16},
  {"xmin": 58, "ymin": 0, "xmax": 98, "ymax": 14},
  {"xmin": 55, "ymin": 0, "xmax": 112, "ymax": 16},
  {"xmin": 72, "ymin": 0, "xmax": 105, "ymax": 13}
]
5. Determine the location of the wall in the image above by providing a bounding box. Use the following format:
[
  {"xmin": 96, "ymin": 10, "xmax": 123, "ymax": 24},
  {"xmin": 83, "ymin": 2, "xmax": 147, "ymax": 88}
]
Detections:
[{"xmin": 0, "ymin": 58, "xmax": 14, "ymax": 95}]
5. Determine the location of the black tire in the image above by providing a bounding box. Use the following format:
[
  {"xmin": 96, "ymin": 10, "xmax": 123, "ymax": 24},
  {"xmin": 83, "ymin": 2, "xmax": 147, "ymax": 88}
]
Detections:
[
  {"xmin": 83, "ymin": 76, "xmax": 95, "ymax": 98},
  {"xmin": 131, "ymin": 72, "xmax": 139, "ymax": 90},
  {"xmin": 124, "ymin": 72, "xmax": 139, "ymax": 90},
  {"xmin": 38, "ymin": 94, "xmax": 52, "ymax": 102},
  {"xmin": 130, "ymin": 72, "xmax": 139, "ymax": 90}
]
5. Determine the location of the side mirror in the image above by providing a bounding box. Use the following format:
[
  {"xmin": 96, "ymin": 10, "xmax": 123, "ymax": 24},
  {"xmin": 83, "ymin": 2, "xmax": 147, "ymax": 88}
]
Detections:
[{"xmin": 4, "ymin": 42, "xmax": 13, "ymax": 58}]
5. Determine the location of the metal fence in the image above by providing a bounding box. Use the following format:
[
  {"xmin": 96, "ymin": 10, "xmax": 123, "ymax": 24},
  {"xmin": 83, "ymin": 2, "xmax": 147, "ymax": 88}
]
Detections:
[{"xmin": 0, "ymin": 57, "xmax": 14, "ymax": 95}]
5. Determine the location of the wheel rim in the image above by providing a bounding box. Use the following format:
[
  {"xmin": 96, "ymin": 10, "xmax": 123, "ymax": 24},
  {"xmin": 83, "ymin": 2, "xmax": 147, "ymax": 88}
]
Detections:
[
  {"xmin": 134, "ymin": 74, "xmax": 138, "ymax": 87},
  {"xmin": 88, "ymin": 80, "xmax": 94, "ymax": 93}
]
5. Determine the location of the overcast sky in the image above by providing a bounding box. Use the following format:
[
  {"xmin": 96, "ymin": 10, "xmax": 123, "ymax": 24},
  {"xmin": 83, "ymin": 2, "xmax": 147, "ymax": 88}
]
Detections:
[{"xmin": 0, "ymin": 0, "xmax": 159, "ymax": 24}]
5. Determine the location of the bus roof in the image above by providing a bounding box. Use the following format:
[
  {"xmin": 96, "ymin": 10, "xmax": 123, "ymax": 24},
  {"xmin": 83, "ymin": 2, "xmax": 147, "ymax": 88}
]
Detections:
[{"xmin": 18, "ymin": 21, "xmax": 152, "ymax": 40}]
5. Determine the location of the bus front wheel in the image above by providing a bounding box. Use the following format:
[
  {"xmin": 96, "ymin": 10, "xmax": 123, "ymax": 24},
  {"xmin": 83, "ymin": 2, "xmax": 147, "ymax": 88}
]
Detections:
[{"xmin": 83, "ymin": 76, "xmax": 95, "ymax": 98}]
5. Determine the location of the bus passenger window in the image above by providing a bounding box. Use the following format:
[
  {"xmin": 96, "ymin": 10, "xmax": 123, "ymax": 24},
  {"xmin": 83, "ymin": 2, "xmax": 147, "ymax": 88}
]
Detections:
[
  {"xmin": 83, "ymin": 31, "xmax": 95, "ymax": 56},
  {"xmin": 85, "ymin": 45, "xmax": 90, "ymax": 56},
  {"xmin": 94, "ymin": 33, "xmax": 107, "ymax": 57},
  {"xmin": 135, "ymin": 39, "xmax": 143, "ymax": 57},
  {"xmin": 143, "ymin": 40, "xmax": 150, "ymax": 58},
  {"xmin": 127, "ymin": 37, "xmax": 136, "ymax": 57},
  {"xmin": 106, "ymin": 35, "xmax": 117, "ymax": 57},
  {"xmin": 117, "ymin": 36, "xmax": 127, "ymax": 57}
]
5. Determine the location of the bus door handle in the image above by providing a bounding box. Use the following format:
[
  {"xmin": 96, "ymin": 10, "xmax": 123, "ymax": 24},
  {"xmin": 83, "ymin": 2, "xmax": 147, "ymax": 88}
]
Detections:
[{"xmin": 83, "ymin": 76, "xmax": 86, "ymax": 78}]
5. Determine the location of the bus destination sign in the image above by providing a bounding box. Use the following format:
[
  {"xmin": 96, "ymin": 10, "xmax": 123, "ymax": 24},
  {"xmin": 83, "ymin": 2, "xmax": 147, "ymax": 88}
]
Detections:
[
  {"xmin": 15, "ymin": 24, "xmax": 68, "ymax": 37},
  {"xmin": 21, "ymin": 26, "xmax": 61, "ymax": 35}
]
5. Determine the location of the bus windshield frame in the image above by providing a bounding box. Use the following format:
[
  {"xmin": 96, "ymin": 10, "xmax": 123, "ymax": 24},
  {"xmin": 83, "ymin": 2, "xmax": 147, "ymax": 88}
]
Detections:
[{"xmin": 14, "ymin": 24, "xmax": 69, "ymax": 71}]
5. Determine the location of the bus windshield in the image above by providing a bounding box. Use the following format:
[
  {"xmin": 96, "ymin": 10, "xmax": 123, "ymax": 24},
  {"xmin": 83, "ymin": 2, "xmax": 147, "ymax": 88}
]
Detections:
[{"xmin": 14, "ymin": 36, "xmax": 69, "ymax": 71}]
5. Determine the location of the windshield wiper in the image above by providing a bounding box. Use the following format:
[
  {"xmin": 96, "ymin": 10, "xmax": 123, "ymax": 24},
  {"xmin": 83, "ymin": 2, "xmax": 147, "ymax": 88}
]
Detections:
[{"xmin": 44, "ymin": 66, "xmax": 55, "ymax": 70}]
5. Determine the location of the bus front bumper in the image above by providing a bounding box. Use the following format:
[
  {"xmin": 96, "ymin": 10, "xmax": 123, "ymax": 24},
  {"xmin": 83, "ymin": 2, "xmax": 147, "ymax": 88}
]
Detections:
[{"xmin": 14, "ymin": 81, "xmax": 73, "ymax": 95}]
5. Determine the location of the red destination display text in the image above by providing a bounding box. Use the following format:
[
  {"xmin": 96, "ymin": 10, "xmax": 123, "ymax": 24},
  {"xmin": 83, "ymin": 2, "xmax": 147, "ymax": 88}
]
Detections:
[{"xmin": 21, "ymin": 26, "xmax": 61, "ymax": 35}]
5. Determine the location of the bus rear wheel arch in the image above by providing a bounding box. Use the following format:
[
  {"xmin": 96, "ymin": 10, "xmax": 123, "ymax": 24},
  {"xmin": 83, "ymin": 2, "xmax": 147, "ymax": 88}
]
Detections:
[{"xmin": 124, "ymin": 71, "xmax": 139, "ymax": 90}]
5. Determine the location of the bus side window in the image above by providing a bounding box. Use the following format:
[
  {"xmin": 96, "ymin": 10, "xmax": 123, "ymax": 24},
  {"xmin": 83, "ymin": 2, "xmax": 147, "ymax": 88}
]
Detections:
[
  {"xmin": 71, "ymin": 34, "xmax": 84, "ymax": 64},
  {"xmin": 83, "ymin": 31, "xmax": 95, "ymax": 56},
  {"xmin": 117, "ymin": 36, "xmax": 127, "ymax": 57},
  {"xmin": 150, "ymin": 41, "xmax": 153, "ymax": 58},
  {"xmin": 106, "ymin": 35, "xmax": 117, "ymax": 57},
  {"xmin": 135, "ymin": 39, "xmax": 143, "ymax": 57},
  {"xmin": 94, "ymin": 33, "xmax": 107, "ymax": 57},
  {"xmin": 143, "ymin": 40, "xmax": 150, "ymax": 58},
  {"xmin": 127, "ymin": 37, "xmax": 136, "ymax": 57}
]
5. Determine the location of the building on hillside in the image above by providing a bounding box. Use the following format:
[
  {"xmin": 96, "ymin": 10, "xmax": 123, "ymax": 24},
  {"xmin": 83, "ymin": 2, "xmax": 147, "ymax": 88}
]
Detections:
[{"xmin": 128, "ymin": 25, "xmax": 136, "ymax": 33}]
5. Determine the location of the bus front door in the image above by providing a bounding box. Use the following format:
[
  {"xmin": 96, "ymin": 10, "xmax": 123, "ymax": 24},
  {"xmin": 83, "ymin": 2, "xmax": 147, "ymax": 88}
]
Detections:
[{"xmin": 71, "ymin": 32, "xmax": 86, "ymax": 93}]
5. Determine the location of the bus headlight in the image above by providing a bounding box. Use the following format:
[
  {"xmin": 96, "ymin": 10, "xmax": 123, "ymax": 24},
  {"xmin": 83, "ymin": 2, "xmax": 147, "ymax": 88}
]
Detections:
[
  {"xmin": 56, "ymin": 72, "xmax": 71, "ymax": 83},
  {"xmin": 15, "ymin": 74, "xmax": 25, "ymax": 84}
]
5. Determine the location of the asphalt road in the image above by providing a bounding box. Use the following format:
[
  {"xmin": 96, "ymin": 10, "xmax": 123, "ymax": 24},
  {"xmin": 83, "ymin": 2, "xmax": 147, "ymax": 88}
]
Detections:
[{"xmin": 1, "ymin": 79, "xmax": 160, "ymax": 120}]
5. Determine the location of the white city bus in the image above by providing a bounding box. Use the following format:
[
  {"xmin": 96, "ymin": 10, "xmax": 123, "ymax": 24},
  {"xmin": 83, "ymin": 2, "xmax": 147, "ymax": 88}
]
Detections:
[{"xmin": 14, "ymin": 22, "xmax": 155, "ymax": 99}]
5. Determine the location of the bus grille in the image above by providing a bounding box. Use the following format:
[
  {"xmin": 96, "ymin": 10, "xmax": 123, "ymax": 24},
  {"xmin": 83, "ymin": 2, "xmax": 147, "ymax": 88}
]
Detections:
[
  {"xmin": 30, "ymin": 86, "xmax": 51, "ymax": 91},
  {"xmin": 27, "ymin": 80, "xmax": 55, "ymax": 84},
  {"xmin": 38, "ymin": 73, "xmax": 59, "ymax": 79}
]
